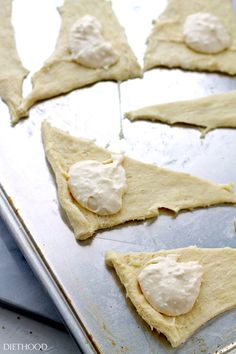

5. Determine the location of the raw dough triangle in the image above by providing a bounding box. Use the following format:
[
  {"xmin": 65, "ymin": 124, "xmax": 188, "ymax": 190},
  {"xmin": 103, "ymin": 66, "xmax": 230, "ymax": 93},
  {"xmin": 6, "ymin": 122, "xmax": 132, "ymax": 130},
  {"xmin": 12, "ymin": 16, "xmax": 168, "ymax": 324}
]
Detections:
[
  {"xmin": 126, "ymin": 89, "xmax": 236, "ymax": 136},
  {"xmin": 42, "ymin": 121, "xmax": 236, "ymax": 240},
  {"xmin": 144, "ymin": 0, "xmax": 236, "ymax": 74},
  {"xmin": 106, "ymin": 247, "xmax": 236, "ymax": 347},
  {"xmin": 15, "ymin": 0, "xmax": 142, "ymax": 122},
  {"xmin": 0, "ymin": 0, "xmax": 28, "ymax": 122}
]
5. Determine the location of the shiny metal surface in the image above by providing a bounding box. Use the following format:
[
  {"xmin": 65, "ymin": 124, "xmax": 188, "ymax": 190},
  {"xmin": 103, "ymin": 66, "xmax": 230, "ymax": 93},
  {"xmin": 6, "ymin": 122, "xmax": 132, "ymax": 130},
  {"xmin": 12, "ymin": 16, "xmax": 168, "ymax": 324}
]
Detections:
[{"xmin": 0, "ymin": 1, "xmax": 236, "ymax": 353}]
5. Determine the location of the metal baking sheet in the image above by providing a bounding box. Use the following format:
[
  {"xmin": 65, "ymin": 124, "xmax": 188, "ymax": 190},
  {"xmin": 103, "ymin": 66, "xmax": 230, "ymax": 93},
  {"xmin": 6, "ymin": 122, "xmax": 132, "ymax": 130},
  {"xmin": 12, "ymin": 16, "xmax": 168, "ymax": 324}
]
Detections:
[{"xmin": 0, "ymin": 0, "xmax": 236, "ymax": 353}]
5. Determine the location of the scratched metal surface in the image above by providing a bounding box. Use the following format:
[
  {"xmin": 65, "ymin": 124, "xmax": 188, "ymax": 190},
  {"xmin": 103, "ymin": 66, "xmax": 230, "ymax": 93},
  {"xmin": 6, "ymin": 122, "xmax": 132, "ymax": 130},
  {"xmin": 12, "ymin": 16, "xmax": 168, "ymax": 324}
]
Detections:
[{"xmin": 0, "ymin": 0, "xmax": 236, "ymax": 353}]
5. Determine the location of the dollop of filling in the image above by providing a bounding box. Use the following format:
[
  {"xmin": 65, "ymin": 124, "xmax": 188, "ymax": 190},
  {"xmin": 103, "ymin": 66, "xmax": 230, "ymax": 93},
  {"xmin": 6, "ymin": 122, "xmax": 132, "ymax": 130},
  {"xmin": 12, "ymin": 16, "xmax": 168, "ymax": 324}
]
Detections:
[
  {"xmin": 68, "ymin": 154, "xmax": 127, "ymax": 215},
  {"xmin": 68, "ymin": 15, "xmax": 119, "ymax": 69},
  {"xmin": 138, "ymin": 254, "xmax": 203, "ymax": 316},
  {"xmin": 183, "ymin": 12, "xmax": 231, "ymax": 54}
]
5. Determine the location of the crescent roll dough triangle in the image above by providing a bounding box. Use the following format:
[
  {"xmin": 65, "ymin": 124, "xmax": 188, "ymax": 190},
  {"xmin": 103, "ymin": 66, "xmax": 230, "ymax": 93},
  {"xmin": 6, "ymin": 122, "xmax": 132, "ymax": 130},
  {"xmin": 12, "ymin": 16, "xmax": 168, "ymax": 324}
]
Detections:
[
  {"xmin": 144, "ymin": 0, "xmax": 236, "ymax": 74},
  {"xmin": 15, "ymin": 0, "xmax": 141, "ymax": 122},
  {"xmin": 42, "ymin": 121, "xmax": 236, "ymax": 240},
  {"xmin": 106, "ymin": 247, "xmax": 236, "ymax": 347},
  {"xmin": 0, "ymin": 0, "xmax": 28, "ymax": 122},
  {"xmin": 126, "ymin": 89, "xmax": 236, "ymax": 136}
]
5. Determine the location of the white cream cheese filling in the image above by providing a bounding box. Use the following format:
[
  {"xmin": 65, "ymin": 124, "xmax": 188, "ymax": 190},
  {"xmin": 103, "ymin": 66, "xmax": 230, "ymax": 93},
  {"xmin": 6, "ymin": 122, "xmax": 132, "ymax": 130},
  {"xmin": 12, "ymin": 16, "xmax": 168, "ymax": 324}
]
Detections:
[
  {"xmin": 68, "ymin": 154, "xmax": 127, "ymax": 215},
  {"xmin": 68, "ymin": 15, "xmax": 119, "ymax": 69},
  {"xmin": 138, "ymin": 254, "xmax": 203, "ymax": 316},
  {"xmin": 183, "ymin": 12, "xmax": 231, "ymax": 54}
]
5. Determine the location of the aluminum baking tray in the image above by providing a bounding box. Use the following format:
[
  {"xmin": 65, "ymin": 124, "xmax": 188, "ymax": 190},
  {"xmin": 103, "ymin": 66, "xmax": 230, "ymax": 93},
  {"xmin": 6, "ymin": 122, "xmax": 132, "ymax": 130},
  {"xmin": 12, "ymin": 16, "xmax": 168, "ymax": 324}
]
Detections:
[{"xmin": 0, "ymin": 0, "xmax": 236, "ymax": 353}]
